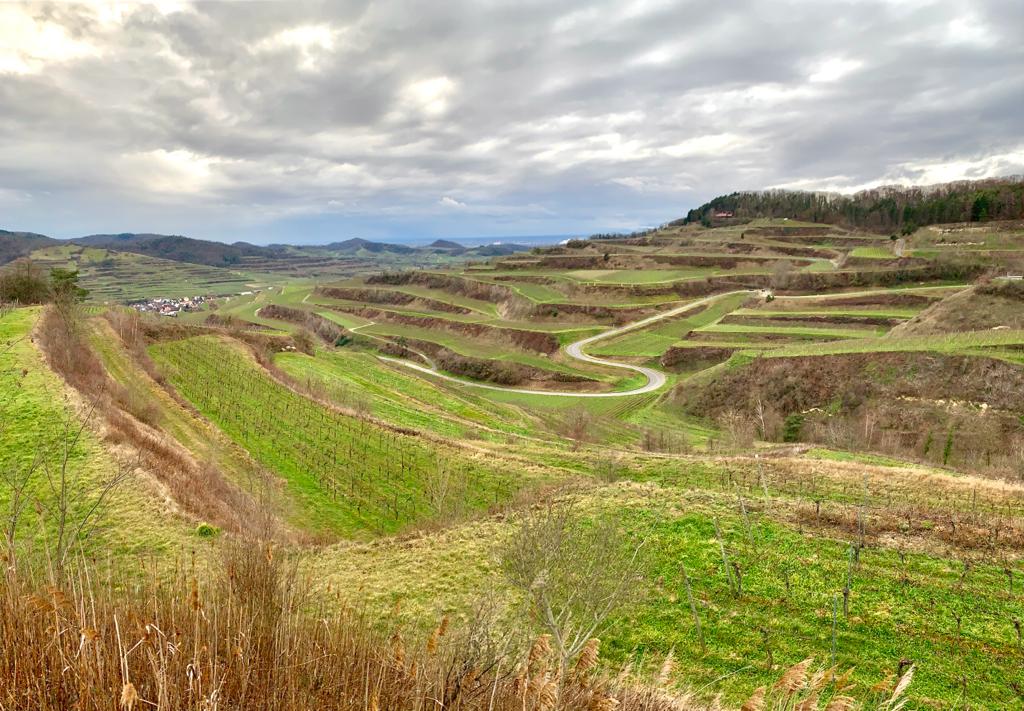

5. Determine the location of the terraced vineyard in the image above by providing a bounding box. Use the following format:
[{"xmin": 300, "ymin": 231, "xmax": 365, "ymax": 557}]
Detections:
[
  {"xmin": 29, "ymin": 244, "xmax": 271, "ymax": 301},
  {"xmin": 150, "ymin": 335, "xmax": 533, "ymax": 536},
  {"xmin": 6, "ymin": 193, "xmax": 1024, "ymax": 709}
]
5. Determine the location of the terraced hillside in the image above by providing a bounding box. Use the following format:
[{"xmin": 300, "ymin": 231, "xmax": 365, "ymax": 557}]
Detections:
[{"xmin": 5, "ymin": 204, "xmax": 1024, "ymax": 708}]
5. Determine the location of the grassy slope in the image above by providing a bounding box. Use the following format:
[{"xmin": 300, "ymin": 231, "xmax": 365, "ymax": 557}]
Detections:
[
  {"xmin": 149, "ymin": 335, "xmax": 547, "ymax": 538},
  {"xmin": 0, "ymin": 308, "xmax": 190, "ymax": 555},
  {"xmin": 273, "ymin": 348, "xmax": 544, "ymax": 442},
  {"xmin": 306, "ymin": 458, "xmax": 1024, "ymax": 708}
]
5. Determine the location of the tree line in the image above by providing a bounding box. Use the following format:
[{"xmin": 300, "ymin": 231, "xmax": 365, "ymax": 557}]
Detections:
[{"xmin": 681, "ymin": 177, "xmax": 1024, "ymax": 233}]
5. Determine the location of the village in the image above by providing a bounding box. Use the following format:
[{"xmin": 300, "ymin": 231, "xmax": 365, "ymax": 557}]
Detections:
[{"xmin": 129, "ymin": 295, "xmax": 209, "ymax": 316}]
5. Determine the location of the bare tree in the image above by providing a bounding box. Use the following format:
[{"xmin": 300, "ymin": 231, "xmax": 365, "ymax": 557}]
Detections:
[
  {"xmin": 1, "ymin": 447, "xmax": 43, "ymax": 574},
  {"xmin": 718, "ymin": 410, "xmax": 756, "ymax": 452},
  {"xmin": 424, "ymin": 457, "xmax": 470, "ymax": 524},
  {"xmin": 559, "ymin": 407, "xmax": 594, "ymax": 451},
  {"xmin": 769, "ymin": 259, "xmax": 795, "ymax": 290},
  {"xmin": 35, "ymin": 405, "xmax": 135, "ymax": 578},
  {"xmin": 498, "ymin": 500, "xmax": 647, "ymax": 685}
]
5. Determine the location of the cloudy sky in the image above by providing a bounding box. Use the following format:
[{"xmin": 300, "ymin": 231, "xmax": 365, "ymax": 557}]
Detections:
[{"xmin": 1, "ymin": 1, "xmax": 1022, "ymax": 244}]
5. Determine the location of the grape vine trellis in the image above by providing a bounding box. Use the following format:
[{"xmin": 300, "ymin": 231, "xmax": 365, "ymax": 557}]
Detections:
[{"xmin": 151, "ymin": 336, "xmax": 520, "ymax": 536}]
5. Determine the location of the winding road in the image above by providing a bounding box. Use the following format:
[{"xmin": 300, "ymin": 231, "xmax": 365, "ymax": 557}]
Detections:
[{"xmin": 379, "ymin": 290, "xmax": 758, "ymax": 398}]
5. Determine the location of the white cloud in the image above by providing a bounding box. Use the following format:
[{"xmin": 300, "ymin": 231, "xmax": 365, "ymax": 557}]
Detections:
[
  {"xmin": 808, "ymin": 57, "xmax": 863, "ymax": 83},
  {"xmin": 662, "ymin": 134, "xmax": 749, "ymax": 158},
  {"xmin": 771, "ymin": 146, "xmax": 1024, "ymax": 194},
  {"xmin": 0, "ymin": 5, "xmax": 100, "ymax": 75},
  {"xmin": 0, "ymin": 0, "xmax": 1020, "ymax": 240},
  {"xmin": 944, "ymin": 13, "xmax": 997, "ymax": 47},
  {"xmin": 117, "ymin": 149, "xmax": 220, "ymax": 195},
  {"xmin": 0, "ymin": 188, "xmax": 32, "ymax": 205},
  {"xmin": 254, "ymin": 24, "xmax": 340, "ymax": 71},
  {"xmin": 400, "ymin": 76, "xmax": 457, "ymax": 117}
]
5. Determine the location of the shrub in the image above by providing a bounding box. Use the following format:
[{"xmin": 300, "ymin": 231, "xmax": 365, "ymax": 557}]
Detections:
[
  {"xmin": 196, "ymin": 522, "xmax": 220, "ymax": 538},
  {"xmin": 783, "ymin": 413, "xmax": 805, "ymax": 443},
  {"xmin": 0, "ymin": 259, "xmax": 50, "ymax": 304}
]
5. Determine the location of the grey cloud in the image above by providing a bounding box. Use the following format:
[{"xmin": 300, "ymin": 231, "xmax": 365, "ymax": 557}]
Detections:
[{"xmin": 0, "ymin": 0, "xmax": 1021, "ymax": 241}]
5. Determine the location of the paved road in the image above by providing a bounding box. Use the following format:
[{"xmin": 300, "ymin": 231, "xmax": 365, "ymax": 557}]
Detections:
[{"xmin": 380, "ymin": 290, "xmax": 758, "ymax": 398}]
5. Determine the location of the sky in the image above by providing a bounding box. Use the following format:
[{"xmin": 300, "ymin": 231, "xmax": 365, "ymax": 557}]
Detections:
[{"xmin": 1, "ymin": 1, "xmax": 1022, "ymax": 244}]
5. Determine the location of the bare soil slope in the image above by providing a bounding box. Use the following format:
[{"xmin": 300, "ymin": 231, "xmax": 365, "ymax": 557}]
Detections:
[{"xmin": 890, "ymin": 280, "xmax": 1024, "ymax": 335}]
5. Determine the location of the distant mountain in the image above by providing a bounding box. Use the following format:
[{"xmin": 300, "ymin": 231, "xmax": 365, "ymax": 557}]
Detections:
[
  {"xmin": 75, "ymin": 232, "xmax": 177, "ymax": 246},
  {"xmin": 469, "ymin": 243, "xmax": 529, "ymax": 257},
  {"xmin": 2, "ymin": 228, "xmax": 534, "ymax": 270},
  {"xmin": 426, "ymin": 239, "xmax": 465, "ymax": 251},
  {"xmin": 681, "ymin": 176, "xmax": 1024, "ymax": 233},
  {"xmin": 71, "ymin": 233, "xmax": 285, "ymax": 266},
  {"xmin": 324, "ymin": 238, "xmax": 415, "ymax": 254},
  {"xmin": 0, "ymin": 230, "xmax": 59, "ymax": 265}
]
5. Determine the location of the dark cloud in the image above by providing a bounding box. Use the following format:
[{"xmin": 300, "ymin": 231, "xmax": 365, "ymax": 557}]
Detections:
[{"xmin": 0, "ymin": 0, "xmax": 1021, "ymax": 242}]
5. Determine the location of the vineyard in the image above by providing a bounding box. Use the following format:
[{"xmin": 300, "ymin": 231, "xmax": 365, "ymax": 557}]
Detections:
[{"xmin": 149, "ymin": 335, "xmax": 531, "ymax": 537}]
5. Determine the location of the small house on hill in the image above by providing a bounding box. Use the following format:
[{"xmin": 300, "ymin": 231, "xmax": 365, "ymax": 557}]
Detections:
[{"xmin": 713, "ymin": 210, "xmax": 735, "ymax": 218}]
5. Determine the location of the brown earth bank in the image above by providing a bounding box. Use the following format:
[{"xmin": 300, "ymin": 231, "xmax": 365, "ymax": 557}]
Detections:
[
  {"xmin": 678, "ymin": 352, "xmax": 1024, "ymax": 476},
  {"xmin": 366, "ymin": 270, "xmax": 517, "ymax": 304},
  {"xmin": 314, "ymin": 286, "xmax": 473, "ymax": 314},
  {"xmin": 890, "ymin": 280, "xmax": 1024, "ymax": 335},
  {"xmin": 719, "ymin": 313, "xmax": 903, "ymax": 328},
  {"xmin": 715, "ymin": 241, "xmax": 839, "ymax": 259},
  {"xmin": 752, "ymin": 233, "xmax": 893, "ymax": 246},
  {"xmin": 526, "ymin": 301, "xmax": 663, "ymax": 324},
  {"xmin": 647, "ymin": 254, "xmax": 815, "ymax": 269},
  {"xmin": 489, "ymin": 273, "xmax": 560, "ymax": 285},
  {"xmin": 563, "ymin": 262, "xmax": 983, "ymax": 300},
  {"xmin": 257, "ymin": 304, "xmax": 347, "ymax": 344},
  {"xmin": 333, "ymin": 305, "xmax": 560, "ymax": 353},
  {"xmin": 377, "ymin": 338, "xmax": 597, "ymax": 388},
  {"xmin": 770, "ymin": 292, "xmax": 939, "ymax": 309},
  {"xmin": 680, "ymin": 351, "xmax": 1024, "ymax": 417},
  {"xmin": 682, "ymin": 331, "xmax": 839, "ymax": 343},
  {"xmin": 659, "ymin": 345, "xmax": 736, "ymax": 370}
]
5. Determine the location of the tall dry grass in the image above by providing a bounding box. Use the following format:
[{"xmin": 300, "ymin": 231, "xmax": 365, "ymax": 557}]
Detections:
[{"xmin": 0, "ymin": 544, "xmax": 720, "ymax": 711}]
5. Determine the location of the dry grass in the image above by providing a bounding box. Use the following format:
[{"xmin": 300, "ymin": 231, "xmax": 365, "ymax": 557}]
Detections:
[{"xmin": 0, "ymin": 544, "xmax": 720, "ymax": 711}]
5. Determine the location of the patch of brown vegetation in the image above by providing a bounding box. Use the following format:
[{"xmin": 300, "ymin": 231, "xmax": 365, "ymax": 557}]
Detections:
[
  {"xmin": 0, "ymin": 542, "xmax": 733, "ymax": 711},
  {"xmin": 315, "ymin": 285, "xmax": 473, "ymax": 314},
  {"xmin": 891, "ymin": 282, "xmax": 1024, "ymax": 335},
  {"xmin": 258, "ymin": 304, "xmax": 347, "ymax": 345},
  {"xmin": 336, "ymin": 306, "xmax": 560, "ymax": 353},
  {"xmin": 367, "ymin": 270, "xmax": 518, "ymax": 305},
  {"xmin": 660, "ymin": 346, "xmax": 735, "ymax": 370}
]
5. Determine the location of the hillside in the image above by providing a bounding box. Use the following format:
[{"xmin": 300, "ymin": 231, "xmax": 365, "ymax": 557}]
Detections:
[
  {"xmin": 0, "ymin": 229, "xmax": 59, "ymax": 264},
  {"xmin": 6, "ymin": 208, "xmax": 1024, "ymax": 708},
  {"xmin": 683, "ymin": 177, "xmax": 1024, "ymax": 233},
  {"xmin": 73, "ymin": 232, "xmax": 286, "ymax": 266},
  {"xmin": 890, "ymin": 279, "xmax": 1024, "ymax": 335}
]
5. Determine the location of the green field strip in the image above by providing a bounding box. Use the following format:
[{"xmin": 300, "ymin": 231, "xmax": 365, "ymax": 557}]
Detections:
[
  {"xmin": 149, "ymin": 335, "xmax": 533, "ymax": 538},
  {"xmin": 697, "ymin": 323, "xmax": 887, "ymax": 339},
  {"xmin": 740, "ymin": 328, "xmax": 1024, "ymax": 359},
  {"xmin": 274, "ymin": 349, "xmax": 543, "ymax": 441},
  {"xmin": 0, "ymin": 308, "xmax": 190, "ymax": 555},
  {"xmin": 590, "ymin": 292, "xmax": 752, "ymax": 357},
  {"xmin": 733, "ymin": 308, "xmax": 922, "ymax": 319}
]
